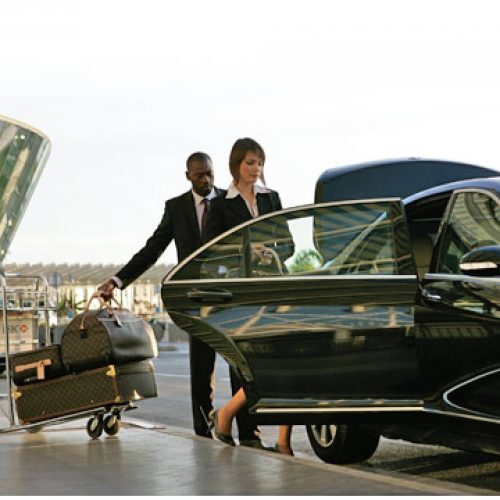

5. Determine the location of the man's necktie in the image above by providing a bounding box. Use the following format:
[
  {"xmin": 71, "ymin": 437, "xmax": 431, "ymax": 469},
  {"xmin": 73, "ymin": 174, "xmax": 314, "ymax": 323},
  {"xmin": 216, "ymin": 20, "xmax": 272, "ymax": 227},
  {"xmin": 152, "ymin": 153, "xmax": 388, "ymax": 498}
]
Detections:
[{"xmin": 200, "ymin": 198, "xmax": 209, "ymax": 239}]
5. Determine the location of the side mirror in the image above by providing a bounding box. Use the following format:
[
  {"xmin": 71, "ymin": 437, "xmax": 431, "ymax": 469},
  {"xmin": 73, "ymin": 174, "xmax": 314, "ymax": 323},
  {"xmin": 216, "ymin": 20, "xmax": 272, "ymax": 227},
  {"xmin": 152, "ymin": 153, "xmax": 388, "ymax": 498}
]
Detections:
[{"xmin": 459, "ymin": 245, "xmax": 500, "ymax": 277}]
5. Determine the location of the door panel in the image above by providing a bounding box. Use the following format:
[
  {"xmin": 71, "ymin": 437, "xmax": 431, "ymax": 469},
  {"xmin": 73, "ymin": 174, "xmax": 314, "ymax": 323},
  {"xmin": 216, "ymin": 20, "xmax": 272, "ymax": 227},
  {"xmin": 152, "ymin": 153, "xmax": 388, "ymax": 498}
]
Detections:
[
  {"xmin": 163, "ymin": 199, "xmax": 420, "ymax": 407},
  {"xmin": 417, "ymin": 275, "xmax": 500, "ymax": 398}
]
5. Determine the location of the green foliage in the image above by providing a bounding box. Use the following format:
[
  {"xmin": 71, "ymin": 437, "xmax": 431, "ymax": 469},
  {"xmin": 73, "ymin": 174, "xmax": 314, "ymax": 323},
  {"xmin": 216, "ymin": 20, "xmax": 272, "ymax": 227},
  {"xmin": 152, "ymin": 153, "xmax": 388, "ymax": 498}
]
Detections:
[
  {"xmin": 288, "ymin": 249, "xmax": 323, "ymax": 273},
  {"xmin": 57, "ymin": 293, "xmax": 85, "ymax": 319}
]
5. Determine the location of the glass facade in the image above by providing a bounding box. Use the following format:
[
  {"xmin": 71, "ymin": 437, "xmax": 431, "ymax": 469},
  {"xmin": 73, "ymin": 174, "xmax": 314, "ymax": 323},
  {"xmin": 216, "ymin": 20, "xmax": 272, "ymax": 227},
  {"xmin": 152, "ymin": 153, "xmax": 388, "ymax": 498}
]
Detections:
[{"xmin": 0, "ymin": 116, "xmax": 51, "ymax": 263}]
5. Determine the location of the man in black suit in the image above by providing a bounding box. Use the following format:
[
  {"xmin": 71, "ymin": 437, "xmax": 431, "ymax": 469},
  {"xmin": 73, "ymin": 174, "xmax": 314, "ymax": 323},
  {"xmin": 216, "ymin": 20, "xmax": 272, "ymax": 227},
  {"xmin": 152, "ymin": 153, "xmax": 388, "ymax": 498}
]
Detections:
[{"xmin": 98, "ymin": 152, "xmax": 263, "ymax": 446}]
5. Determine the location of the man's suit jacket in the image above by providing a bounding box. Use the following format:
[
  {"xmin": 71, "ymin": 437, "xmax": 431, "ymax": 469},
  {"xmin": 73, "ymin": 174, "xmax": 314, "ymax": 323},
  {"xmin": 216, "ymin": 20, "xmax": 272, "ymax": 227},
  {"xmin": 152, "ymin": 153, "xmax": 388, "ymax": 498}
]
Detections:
[{"xmin": 116, "ymin": 187, "xmax": 225, "ymax": 288}]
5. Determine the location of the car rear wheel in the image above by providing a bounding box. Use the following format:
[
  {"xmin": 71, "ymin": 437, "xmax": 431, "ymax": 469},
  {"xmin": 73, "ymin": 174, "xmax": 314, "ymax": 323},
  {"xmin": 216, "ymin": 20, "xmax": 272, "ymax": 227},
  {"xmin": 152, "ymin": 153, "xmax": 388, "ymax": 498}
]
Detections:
[{"xmin": 306, "ymin": 424, "xmax": 380, "ymax": 464}]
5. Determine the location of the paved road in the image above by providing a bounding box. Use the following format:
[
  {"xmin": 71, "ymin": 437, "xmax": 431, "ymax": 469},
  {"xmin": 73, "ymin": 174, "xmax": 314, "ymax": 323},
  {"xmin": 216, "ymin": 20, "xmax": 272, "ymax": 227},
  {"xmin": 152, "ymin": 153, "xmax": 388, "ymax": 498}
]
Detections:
[{"xmin": 132, "ymin": 344, "xmax": 500, "ymax": 492}]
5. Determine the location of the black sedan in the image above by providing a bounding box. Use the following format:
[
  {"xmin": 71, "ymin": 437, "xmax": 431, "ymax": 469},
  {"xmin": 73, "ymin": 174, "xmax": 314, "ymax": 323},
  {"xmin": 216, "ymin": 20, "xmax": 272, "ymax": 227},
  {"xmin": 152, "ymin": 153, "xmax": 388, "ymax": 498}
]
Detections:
[{"xmin": 162, "ymin": 176, "xmax": 500, "ymax": 464}]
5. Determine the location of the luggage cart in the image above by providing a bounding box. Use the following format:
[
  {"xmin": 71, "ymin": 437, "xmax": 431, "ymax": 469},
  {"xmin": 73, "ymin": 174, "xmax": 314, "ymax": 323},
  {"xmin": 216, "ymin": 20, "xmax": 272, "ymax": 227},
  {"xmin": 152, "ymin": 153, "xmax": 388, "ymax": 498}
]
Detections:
[
  {"xmin": 0, "ymin": 272, "xmax": 136, "ymax": 438},
  {"xmin": 3, "ymin": 403, "xmax": 139, "ymax": 438}
]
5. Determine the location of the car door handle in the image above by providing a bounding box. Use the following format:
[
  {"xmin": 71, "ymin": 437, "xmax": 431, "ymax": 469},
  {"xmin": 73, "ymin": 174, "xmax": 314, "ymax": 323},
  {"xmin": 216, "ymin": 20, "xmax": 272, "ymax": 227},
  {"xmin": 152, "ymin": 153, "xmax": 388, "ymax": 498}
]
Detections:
[
  {"xmin": 186, "ymin": 288, "xmax": 233, "ymax": 304},
  {"xmin": 422, "ymin": 288, "xmax": 442, "ymax": 302}
]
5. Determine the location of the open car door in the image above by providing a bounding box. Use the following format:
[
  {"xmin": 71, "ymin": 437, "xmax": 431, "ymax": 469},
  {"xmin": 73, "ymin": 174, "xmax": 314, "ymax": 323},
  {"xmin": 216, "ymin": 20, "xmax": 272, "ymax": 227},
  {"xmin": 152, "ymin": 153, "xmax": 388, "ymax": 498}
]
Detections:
[{"xmin": 162, "ymin": 199, "xmax": 422, "ymax": 422}]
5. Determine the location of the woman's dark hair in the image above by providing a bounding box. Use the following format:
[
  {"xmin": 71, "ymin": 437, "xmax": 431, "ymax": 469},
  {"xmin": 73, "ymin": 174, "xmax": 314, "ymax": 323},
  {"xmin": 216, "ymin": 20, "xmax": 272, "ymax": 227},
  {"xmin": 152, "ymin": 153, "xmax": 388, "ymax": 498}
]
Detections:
[{"xmin": 229, "ymin": 137, "xmax": 266, "ymax": 185}]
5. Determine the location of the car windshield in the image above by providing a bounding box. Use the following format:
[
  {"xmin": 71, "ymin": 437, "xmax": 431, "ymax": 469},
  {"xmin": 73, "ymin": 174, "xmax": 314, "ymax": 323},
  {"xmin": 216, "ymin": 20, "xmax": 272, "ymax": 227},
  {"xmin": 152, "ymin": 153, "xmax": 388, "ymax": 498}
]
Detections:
[{"xmin": 439, "ymin": 191, "xmax": 500, "ymax": 274}]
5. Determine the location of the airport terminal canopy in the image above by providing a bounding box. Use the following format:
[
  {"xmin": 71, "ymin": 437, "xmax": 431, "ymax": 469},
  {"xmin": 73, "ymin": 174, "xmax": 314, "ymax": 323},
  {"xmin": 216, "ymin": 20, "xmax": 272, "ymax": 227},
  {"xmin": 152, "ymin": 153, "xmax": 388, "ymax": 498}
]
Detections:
[{"xmin": 0, "ymin": 116, "xmax": 51, "ymax": 264}]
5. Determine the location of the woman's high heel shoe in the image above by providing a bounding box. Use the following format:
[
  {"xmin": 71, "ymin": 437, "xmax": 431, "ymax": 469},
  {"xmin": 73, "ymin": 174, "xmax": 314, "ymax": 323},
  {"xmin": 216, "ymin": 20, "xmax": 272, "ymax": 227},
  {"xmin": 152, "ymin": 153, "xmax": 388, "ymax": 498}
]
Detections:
[
  {"xmin": 210, "ymin": 410, "xmax": 235, "ymax": 446},
  {"xmin": 274, "ymin": 442, "xmax": 294, "ymax": 456}
]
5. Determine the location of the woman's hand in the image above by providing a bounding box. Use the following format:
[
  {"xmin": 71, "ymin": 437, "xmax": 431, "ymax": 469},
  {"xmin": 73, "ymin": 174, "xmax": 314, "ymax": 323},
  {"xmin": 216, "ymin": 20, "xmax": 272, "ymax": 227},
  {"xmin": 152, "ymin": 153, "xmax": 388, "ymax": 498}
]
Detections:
[{"xmin": 251, "ymin": 243, "xmax": 273, "ymax": 266}]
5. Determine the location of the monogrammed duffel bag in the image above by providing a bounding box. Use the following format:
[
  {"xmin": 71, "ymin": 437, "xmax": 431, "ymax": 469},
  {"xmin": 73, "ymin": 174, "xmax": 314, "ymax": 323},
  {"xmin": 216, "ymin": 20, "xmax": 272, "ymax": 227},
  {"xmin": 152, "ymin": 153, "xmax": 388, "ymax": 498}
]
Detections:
[{"xmin": 60, "ymin": 294, "xmax": 157, "ymax": 373}]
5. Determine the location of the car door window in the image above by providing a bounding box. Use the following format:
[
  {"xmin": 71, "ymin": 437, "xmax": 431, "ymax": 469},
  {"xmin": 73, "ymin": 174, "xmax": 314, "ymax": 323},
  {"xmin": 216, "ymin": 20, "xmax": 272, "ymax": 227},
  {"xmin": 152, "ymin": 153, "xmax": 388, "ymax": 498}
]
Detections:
[
  {"xmin": 171, "ymin": 200, "xmax": 414, "ymax": 281},
  {"xmin": 405, "ymin": 194, "xmax": 451, "ymax": 279},
  {"xmin": 437, "ymin": 191, "xmax": 500, "ymax": 274}
]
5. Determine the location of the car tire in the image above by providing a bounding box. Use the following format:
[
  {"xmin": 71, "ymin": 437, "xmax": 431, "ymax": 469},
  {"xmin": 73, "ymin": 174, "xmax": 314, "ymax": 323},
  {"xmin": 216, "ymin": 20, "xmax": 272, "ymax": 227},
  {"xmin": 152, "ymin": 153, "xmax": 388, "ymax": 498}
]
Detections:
[{"xmin": 306, "ymin": 424, "xmax": 380, "ymax": 464}]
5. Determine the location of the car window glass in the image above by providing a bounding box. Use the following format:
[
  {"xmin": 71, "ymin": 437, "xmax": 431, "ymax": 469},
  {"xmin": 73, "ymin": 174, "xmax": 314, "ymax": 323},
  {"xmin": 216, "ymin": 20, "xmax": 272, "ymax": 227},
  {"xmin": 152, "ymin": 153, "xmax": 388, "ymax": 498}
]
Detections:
[
  {"xmin": 310, "ymin": 202, "xmax": 412, "ymax": 275},
  {"xmin": 173, "ymin": 229, "xmax": 246, "ymax": 280},
  {"xmin": 405, "ymin": 195, "xmax": 451, "ymax": 278},
  {"xmin": 438, "ymin": 192, "xmax": 500, "ymax": 274},
  {"xmin": 171, "ymin": 200, "xmax": 414, "ymax": 280}
]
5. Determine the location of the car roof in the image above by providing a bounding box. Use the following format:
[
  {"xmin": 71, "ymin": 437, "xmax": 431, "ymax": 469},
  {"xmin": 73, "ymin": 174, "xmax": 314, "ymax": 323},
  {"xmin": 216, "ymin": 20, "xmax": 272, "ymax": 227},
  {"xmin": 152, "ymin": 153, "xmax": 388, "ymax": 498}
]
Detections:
[{"xmin": 403, "ymin": 176, "xmax": 500, "ymax": 205}]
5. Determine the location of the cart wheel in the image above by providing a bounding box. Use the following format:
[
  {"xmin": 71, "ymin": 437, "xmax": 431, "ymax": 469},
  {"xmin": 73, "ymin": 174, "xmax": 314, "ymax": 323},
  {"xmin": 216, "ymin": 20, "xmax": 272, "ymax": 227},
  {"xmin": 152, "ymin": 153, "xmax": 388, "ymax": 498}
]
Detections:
[
  {"xmin": 25, "ymin": 425, "xmax": 44, "ymax": 434},
  {"xmin": 103, "ymin": 414, "xmax": 121, "ymax": 436},
  {"xmin": 87, "ymin": 416, "xmax": 103, "ymax": 439}
]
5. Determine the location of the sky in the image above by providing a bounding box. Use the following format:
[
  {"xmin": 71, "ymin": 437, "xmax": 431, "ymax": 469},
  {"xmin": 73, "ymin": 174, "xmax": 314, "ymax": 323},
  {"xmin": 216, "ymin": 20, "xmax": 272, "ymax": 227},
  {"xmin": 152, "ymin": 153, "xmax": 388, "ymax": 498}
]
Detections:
[{"xmin": 2, "ymin": 0, "xmax": 500, "ymax": 266}]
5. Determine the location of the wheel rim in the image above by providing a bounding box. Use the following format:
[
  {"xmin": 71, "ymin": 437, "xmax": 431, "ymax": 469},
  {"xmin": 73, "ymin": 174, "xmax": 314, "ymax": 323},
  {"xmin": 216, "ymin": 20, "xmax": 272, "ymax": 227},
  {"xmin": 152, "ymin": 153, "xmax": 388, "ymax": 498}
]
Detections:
[
  {"xmin": 87, "ymin": 416, "xmax": 103, "ymax": 438},
  {"xmin": 311, "ymin": 424, "xmax": 337, "ymax": 448},
  {"xmin": 105, "ymin": 416, "xmax": 117, "ymax": 429},
  {"xmin": 103, "ymin": 414, "xmax": 121, "ymax": 435}
]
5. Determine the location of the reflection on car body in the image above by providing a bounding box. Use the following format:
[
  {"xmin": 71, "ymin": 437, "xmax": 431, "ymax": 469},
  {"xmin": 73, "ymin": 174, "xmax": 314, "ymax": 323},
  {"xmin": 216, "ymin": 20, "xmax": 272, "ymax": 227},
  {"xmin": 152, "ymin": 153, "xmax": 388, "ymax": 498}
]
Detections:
[{"xmin": 163, "ymin": 164, "xmax": 500, "ymax": 464}]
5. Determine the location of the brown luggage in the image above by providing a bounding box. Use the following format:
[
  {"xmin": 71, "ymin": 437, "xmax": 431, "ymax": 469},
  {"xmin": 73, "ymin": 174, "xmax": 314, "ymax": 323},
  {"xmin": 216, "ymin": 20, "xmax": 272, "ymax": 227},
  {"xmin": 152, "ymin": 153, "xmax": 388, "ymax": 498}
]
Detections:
[
  {"xmin": 9, "ymin": 345, "xmax": 65, "ymax": 386},
  {"xmin": 14, "ymin": 360, "xmax": 157, "ymax": 424}
]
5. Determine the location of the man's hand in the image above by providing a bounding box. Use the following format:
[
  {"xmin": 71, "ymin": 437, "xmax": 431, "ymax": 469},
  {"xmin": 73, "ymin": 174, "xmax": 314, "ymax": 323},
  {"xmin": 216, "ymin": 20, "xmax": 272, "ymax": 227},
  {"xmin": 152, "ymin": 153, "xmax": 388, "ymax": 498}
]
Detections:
[{"xmin": 97, "ymin": 279, "xmax": 116, "ymax": 301}]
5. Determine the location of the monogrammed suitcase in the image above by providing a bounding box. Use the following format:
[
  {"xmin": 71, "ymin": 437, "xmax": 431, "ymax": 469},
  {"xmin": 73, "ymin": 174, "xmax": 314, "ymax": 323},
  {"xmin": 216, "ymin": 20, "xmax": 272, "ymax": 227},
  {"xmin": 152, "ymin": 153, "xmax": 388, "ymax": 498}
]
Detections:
[
  {"xmin": 14, "ymin": 360, "xmax": 157, "ymax": 424},
  {"xmin": 9, "ymin": 345, "xmax": 65, "ymax": 386}
]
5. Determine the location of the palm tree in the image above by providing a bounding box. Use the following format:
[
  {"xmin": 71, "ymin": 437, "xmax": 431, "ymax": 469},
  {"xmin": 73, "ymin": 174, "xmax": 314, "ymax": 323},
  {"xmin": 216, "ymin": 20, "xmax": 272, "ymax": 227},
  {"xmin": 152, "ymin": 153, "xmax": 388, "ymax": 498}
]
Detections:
[{"xmin": 288, "ymin": 249, "xmax": 323, "ymax": 273}]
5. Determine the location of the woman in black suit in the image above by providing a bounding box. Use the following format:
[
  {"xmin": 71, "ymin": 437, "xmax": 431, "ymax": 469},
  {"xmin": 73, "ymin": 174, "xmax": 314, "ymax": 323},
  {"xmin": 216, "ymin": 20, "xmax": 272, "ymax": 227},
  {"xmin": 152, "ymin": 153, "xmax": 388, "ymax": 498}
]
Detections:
[
  {"xmin": 204, "ymin": 141, "xmax": 294, "ymax": 268},
  {"xmin": 204, "ymin": 137, "xmax": 294, "ymax": 455}
]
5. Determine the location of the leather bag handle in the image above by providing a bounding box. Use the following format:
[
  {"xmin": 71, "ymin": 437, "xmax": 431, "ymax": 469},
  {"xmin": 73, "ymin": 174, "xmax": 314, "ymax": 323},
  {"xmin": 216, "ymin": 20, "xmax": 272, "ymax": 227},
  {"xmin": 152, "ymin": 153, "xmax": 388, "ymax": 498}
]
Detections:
[
  {"xmin": 15, "ymin": 359, "xmax": 53, "ymax": 380},
  {"xmin": 79, "ymin": 292, "xmax": 124, "ymax": 330}
]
